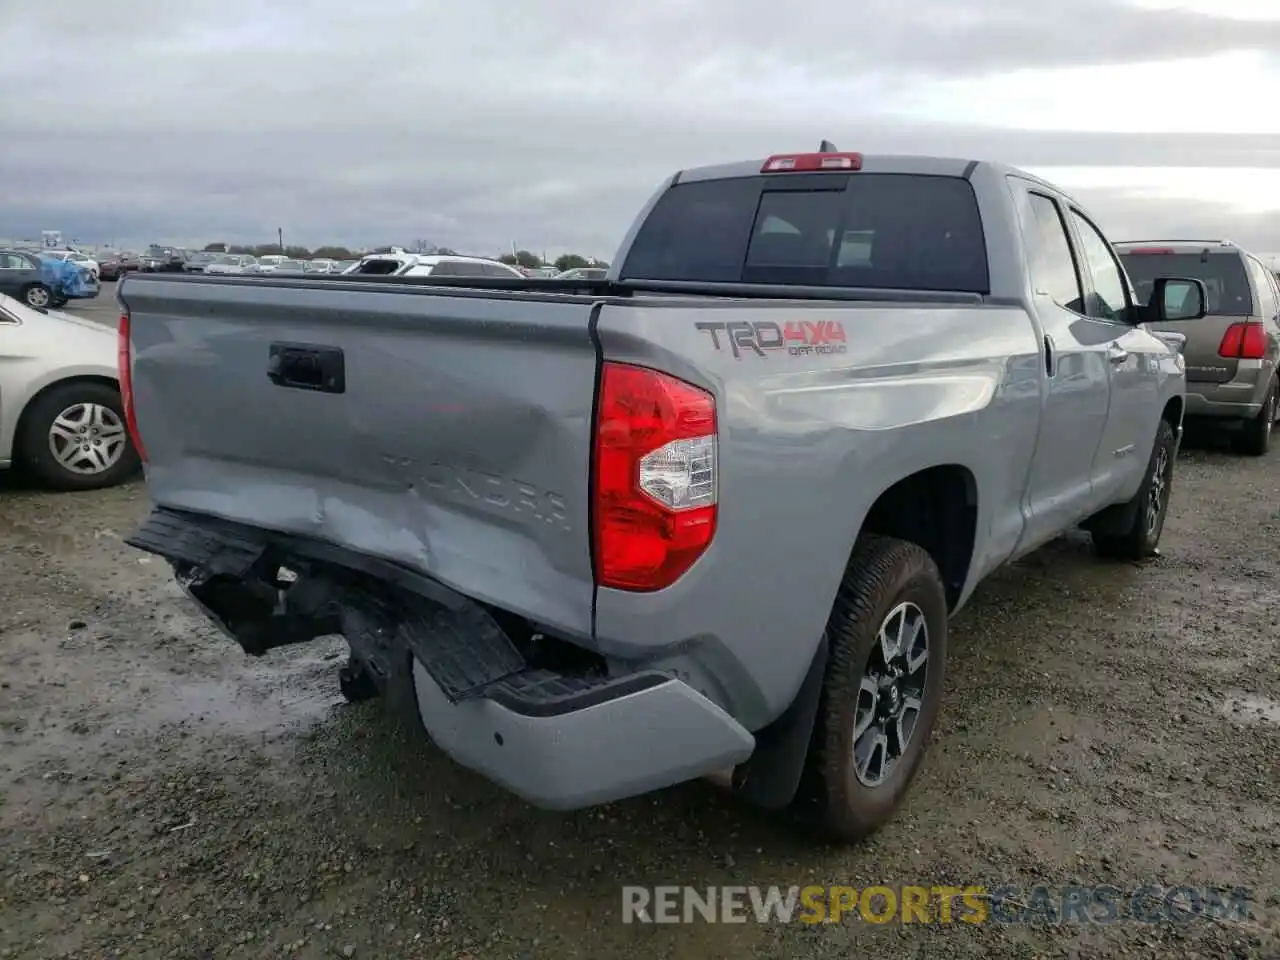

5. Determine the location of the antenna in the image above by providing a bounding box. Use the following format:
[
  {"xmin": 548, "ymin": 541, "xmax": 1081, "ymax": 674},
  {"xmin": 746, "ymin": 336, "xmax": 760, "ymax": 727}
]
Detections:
[{"xmin": 818, "ymin": 140, "xmax": 838, "ymax": 152}]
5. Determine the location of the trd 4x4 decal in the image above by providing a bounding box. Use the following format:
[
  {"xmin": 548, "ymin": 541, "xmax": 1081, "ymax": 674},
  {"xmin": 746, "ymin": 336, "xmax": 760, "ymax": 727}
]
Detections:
[{"xmin": 695, "ymin": 320, "xmax": 848, "ymax": 359}]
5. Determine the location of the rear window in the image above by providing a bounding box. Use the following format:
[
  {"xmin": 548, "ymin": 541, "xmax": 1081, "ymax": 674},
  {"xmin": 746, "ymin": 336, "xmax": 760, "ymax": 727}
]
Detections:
[
  {"xmin": 1119, "ymin": 251, "xmax": 1253, "ymax": 317},
  {"xmin": 620, "ymin": 173, "xmax": 989, "ymax": 293}
]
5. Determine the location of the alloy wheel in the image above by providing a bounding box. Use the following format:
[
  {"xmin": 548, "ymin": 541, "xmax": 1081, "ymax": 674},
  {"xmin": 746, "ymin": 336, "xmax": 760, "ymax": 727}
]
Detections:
[
  {"xmin": 852, "ymin": 601, "xmax": 930, "ymax": 788},
  {"xmin": 47, "ymin": 403, "xmax": 129, "ymax": 475}
]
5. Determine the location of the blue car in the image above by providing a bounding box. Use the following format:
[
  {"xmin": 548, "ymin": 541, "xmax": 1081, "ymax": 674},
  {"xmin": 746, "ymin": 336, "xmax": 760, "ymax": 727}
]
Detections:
[{"xmin": 38, "ymin": 254, "xmax": 99, "ymax": 306}]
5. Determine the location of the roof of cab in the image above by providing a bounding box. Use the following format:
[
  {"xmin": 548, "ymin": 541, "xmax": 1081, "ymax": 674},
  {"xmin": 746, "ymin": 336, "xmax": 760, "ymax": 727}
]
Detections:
[
  {"xmin": 1113, "ymin": 239, "xmax": 1241, "ymax": 252},
  {"xmin": 674, "ymin": 153, "xmax": 1052, "ymax": 183},
  {"xmin": 671, "ymin": 153, "xmax": 1106, "ymax": 212}
]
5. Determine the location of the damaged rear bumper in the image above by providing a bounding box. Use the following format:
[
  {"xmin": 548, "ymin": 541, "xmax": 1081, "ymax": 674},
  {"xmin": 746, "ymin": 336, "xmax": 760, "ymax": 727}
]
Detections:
[{"xmin": 126, "ymin": 508, "xmax": 754, "ymax": 810}]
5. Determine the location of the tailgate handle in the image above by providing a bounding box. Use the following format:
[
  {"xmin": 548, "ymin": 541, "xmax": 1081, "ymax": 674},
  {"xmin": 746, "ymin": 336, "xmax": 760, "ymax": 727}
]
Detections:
[{"xmin": 268, "ymin": 343, "xmax": 345, "ymax": 394}]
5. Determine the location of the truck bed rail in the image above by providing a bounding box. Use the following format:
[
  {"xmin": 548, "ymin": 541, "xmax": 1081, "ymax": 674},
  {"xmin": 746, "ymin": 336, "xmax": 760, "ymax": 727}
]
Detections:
[{"xmin": 119, "ymin": 271, "xmax": 987, "ymax": 305}]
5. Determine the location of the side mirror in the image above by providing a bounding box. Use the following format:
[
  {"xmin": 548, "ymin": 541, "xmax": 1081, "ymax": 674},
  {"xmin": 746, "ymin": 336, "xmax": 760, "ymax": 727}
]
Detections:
[{"xmin": 1148, "ymin": 276, "xmax": 1207, "ymax": 323}]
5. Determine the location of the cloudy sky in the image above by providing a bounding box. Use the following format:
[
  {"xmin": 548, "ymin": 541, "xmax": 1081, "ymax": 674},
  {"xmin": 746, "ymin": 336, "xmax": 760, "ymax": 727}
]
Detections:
[{"xmin": 1, "ymin": 0, "xmax": 1278, "ymax": 263}]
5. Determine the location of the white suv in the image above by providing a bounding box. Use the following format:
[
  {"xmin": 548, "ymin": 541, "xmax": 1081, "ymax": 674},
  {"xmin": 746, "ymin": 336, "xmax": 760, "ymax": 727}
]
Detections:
[{"xmin": 343, "ymin": 252, "xmax": 525, "ymax": 279}]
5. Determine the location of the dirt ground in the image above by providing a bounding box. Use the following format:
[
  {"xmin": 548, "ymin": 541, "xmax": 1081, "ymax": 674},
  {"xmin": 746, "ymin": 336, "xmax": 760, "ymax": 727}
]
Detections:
[{"xmin": 1, "ymin": 312, "xmax": 1278, "ymax": 958}]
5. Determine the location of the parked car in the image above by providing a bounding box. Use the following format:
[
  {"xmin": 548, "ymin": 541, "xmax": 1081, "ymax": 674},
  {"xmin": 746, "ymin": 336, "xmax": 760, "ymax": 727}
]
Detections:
[
  {"xmin": 0, "ymin": 295, "xmax": 140, "ymax": 490},
  {"xmin": 555, "ymin": 267, "xmax": 608, "ymax": 280},
  {"xmin": 204, "ymin": 254, "xmax": 257, "ymax": 275},
  {"xmin": 271, "ymin": 259, "xmax": 311, "ymax": 275},
  {"xmin": 38, "ymin": 255, "xmax": 100, "ymax": 306},
  {"xmin": 342, "ymin": 252, "xmax": 525, "ymax": 278},
  {"xmin": 304, "ymin": 259, "xmax": 341, "ymax": 274},
  {"xmin": 140, "ymin": 246, "xmax": 188, "ymax": 272},
  {"xmin": 42, "ymin": 249, "xmax": 100, "ymax": 280},
  {"xmin": 0, "ymin": 249, "xmax": 59, "ymax": 308},
  {"xmin": 118, "ymin": 149, "xmax": 1205, "ymax": 841},
  {"xmin": 99, "ymin": 254, "xmax": 142, "ymax": 281},
  {"xmin": 1116, "ymin": 240, "xmax": 1280, "ymax": 455},
  {"xmin": 183, "ymin": 252, "xmax": 221, "ymax": 273}
]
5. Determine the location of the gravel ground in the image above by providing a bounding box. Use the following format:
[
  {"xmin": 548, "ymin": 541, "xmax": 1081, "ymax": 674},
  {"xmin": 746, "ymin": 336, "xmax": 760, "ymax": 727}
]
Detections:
[{"xmin": 1, "ymin": 313, "xmax": 1278, "ymax": 958}]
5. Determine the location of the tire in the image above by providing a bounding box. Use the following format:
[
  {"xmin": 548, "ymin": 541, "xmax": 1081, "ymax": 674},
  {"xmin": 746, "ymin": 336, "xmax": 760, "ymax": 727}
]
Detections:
[
  {"xmin": 339, "ymin": 659, "xmax": 380, "ymax": 703},
  {"xmin": 1232, "ymin": 383, "xmax": 1275, "ymax": 457},
  {"xmin": 1091, "ymin": 417, "xmax": 1176, "ymax": 560},
  {"xmin": 21, "ymin": 283, "xmax": 52, "ymax": 309},
  {"xmin": 798, "ymin": 535, "xmax": 949, "ymax": 842},
  {"xmin": 16, "ymin": 381, "xmax": 140, "ymax": 491}
]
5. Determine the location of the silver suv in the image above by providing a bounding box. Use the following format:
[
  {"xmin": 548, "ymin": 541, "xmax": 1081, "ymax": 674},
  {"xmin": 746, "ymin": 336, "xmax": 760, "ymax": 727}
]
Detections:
[{"xmin": 1117, "ymin": 240, "xmax": 1280, "ymax": 455}]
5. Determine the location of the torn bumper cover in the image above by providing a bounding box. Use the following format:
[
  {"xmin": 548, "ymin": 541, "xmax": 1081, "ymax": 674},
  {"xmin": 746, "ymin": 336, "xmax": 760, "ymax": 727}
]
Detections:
[{"xmin": 126, "ymin": 507, "xmax": 755, "ymax": 810}]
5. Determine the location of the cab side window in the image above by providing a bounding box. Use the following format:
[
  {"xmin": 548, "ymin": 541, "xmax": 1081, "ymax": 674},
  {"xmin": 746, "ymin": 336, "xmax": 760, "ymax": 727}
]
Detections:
[
  {"xmin": 1067, "ymin": 210, "xmax": 1129, "ymax": 322},
  {"xmin": 1024, "ymin": 192, "xmax": 1085, "ymax": 314}
]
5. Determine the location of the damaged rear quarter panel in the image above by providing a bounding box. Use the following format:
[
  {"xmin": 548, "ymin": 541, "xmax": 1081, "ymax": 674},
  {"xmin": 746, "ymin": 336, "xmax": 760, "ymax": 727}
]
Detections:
[{"xmin": 591, "ymin": 297, "xmax": 1043, "ymax": 730}]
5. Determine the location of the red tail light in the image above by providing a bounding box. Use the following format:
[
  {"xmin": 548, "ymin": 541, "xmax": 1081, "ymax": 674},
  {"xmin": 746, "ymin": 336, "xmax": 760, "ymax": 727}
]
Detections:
[
  {"xmin": 1218, "ymin": 322, "xmax": 1267, "ymax": 360},
  {"xmin": 116, "ymin": 312, "xmax": 147, "ymax": 462},
  {"xmin": 592, "ymin": 362, "xmax": 717, "ymax": 592}
]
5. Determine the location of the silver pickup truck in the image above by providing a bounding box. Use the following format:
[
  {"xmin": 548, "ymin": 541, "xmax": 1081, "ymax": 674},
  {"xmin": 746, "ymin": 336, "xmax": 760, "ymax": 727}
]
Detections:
[{"xmin": 117, "ymin": 150, "xmax": 1207, "ymax": 841}]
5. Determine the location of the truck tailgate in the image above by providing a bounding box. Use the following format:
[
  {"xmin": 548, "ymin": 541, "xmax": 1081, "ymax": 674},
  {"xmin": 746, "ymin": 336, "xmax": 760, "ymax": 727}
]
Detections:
[{"xmin": 120, "ymin": 277, "xmax": 600, "ymax": 639}]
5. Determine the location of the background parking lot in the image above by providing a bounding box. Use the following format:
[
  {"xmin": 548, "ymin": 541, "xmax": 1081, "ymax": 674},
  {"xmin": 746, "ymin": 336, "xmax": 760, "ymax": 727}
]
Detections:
[{"xmin": 2, "ymin": 298, "xmax": 1278, "ymax": 958}]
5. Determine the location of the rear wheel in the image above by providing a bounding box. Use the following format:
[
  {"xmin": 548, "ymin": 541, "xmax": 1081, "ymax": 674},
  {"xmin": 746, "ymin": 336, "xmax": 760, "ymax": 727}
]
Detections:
[
  {"xmin": 1092, "ymin": 417, "xmax": 1176, "ymax": 560},
  {"xmin": 21, "ymin": 283, "xmax": 52, "ymax": 309},
  {"xmin": 1233, "ymin": 383, "xmax": 1275, "ymax": 457},
  {"xmin": 339, "ymin": 659, "xmax": 380, "ymax": 703},
  {"xmin": 17, "ymin": 381, "xmax": 140, "ymax": 491},
  {"xmin": 798, "ymin": 535, "xmax": 948, "ymax": 842}
]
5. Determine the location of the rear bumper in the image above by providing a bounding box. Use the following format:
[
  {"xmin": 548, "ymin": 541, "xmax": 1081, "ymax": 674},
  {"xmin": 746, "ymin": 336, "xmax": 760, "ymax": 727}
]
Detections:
[
  {"xmin": 1185, "ymin": 381, "xmax": 1265, "ymax": 421},
  {"xmin": 1184, "ymin": 393, "xmax": 1262, "ymax": 420},
  {"xmin": 413, "ymin": 661, "xmax": 753, "ymax": 809},
  {"xmin": 128, "ymin": 507, "xmax": 755, "ymax": 810}
]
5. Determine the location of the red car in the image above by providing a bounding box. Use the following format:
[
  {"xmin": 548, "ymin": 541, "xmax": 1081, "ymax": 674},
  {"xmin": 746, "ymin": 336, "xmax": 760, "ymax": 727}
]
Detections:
[{"xmin": 98, "ymin": 255, "xmax": 142, "ymax": 281}]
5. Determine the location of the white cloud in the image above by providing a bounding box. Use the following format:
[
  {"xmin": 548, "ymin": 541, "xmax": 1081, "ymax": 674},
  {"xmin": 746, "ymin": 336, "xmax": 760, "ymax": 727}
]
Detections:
[
  {"xmin": 1029, "ymin": 167, "xmax": 1280, "ymax": 214},
  {"xmin": 893, "ymin": 51, "xmax": 1280, "ymax": 135},
  {"xmin": 1128, "ymin": 0, "xmax": 1280, "ymax": 20}
]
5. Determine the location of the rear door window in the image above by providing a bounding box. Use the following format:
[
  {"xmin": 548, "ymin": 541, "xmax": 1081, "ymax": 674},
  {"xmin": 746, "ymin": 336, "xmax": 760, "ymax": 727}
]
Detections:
[
  {"xmin": 621, "ymin": 173, "xmax": 989, "ymax": 293},
  {"xmin": 353, "ymin": 258, "xmax": 404, "ymax": 276},
  {"xmin": 1023, "ymin": 193, "xmax": 1085, "ymax": 314},
  {"xmin": 1118, "ymin": 250, "xmax": 1253, "ymax": 317},
  {"xmin": 430, "ymin": 261, "xmax": 484, "ymax": 277},
  {"xmin": 1066, "ymin": 209, "xmax": 1129, "ymax": 322}
]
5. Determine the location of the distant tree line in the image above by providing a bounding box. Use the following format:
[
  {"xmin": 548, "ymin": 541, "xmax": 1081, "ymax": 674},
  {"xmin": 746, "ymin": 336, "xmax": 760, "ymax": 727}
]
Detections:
[
  {"xmin": 496, "ymin": 250, "xmax": 609, "ymax": 272},
  {"xmin": 203, "ymin": 242, "xmax": 356, "ymax": 260},
  {"xmin": 202, "ymin": 242, "xmax": 607, "ymax": 272}
]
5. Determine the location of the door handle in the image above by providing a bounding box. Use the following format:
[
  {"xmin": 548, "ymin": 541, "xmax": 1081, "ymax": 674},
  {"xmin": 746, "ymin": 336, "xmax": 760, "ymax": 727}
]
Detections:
[{"xmin": 1107, "ymin": 344, "xmax": 1129, "ymax": 364}]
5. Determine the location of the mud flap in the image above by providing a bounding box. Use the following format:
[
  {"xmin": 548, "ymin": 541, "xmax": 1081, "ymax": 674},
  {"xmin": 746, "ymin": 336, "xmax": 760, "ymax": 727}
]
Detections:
[{"xmin": 730, "ymin": 637, "xmax": 828, "ymax": 811}]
